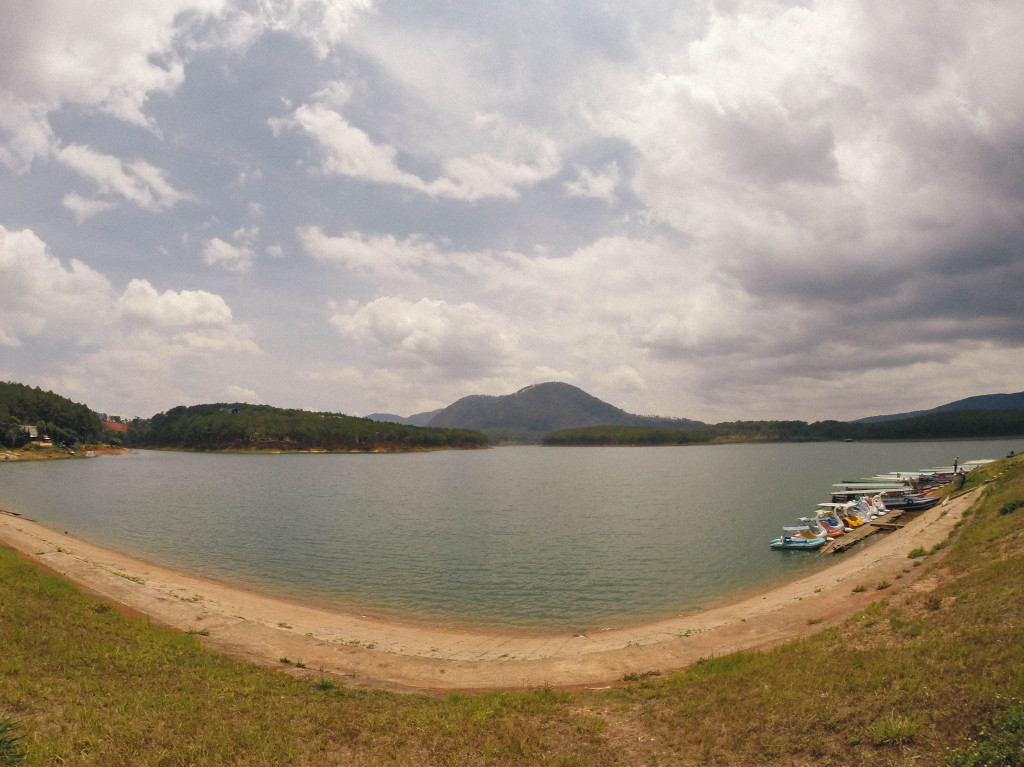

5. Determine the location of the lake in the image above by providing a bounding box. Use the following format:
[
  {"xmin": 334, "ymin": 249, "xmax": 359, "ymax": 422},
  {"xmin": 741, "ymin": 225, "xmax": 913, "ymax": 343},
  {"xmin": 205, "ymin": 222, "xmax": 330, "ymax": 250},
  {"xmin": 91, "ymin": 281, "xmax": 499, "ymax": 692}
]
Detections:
[{"xmin": 0, "ymin": 439, "xmax": 1018, "ymax": 632}]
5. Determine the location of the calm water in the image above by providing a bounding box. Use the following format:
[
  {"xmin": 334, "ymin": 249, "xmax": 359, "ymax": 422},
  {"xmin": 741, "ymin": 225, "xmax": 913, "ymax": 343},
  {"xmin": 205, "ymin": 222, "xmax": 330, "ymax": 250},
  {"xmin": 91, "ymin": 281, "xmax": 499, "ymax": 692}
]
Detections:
[{"xmin": 1, "ymin": 440, "xmax": 1018, "ymax": 632}]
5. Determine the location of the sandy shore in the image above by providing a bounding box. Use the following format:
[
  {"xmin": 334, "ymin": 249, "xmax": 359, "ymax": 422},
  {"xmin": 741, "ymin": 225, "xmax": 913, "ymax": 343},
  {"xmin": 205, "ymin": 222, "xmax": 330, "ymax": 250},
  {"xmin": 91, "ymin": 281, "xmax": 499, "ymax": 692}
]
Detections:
[{"xmin": 0, "ymin": 489, "xmax": 977, "ymax": 693}]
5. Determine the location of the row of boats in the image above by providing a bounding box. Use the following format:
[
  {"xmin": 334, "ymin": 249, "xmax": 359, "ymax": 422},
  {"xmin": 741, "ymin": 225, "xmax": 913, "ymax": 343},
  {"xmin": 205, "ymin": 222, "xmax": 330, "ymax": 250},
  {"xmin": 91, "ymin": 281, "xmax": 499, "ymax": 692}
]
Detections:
[{"xmin": 768, "ymin": 462, "xmax": 985, "ymax": 551}]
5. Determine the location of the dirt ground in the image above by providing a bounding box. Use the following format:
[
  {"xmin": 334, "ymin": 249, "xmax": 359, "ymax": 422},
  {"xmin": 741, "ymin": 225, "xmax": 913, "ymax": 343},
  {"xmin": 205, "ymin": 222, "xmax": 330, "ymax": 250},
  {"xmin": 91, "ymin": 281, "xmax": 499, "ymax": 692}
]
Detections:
[{"xmin": 0, "ymin": 488, "xmax": 977, "ymax": 693}]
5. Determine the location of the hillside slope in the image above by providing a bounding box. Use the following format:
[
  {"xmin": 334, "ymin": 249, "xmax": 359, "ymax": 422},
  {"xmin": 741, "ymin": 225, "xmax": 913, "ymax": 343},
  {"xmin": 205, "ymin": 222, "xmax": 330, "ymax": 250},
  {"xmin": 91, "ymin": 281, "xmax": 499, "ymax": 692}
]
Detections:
[
  {"xmin": 426, "ymin": 382, "xmax": 702, "ymax": 442},
  {"xmin": 858, "ymin": 390, "xmax": 1024, "ymax": 423}
]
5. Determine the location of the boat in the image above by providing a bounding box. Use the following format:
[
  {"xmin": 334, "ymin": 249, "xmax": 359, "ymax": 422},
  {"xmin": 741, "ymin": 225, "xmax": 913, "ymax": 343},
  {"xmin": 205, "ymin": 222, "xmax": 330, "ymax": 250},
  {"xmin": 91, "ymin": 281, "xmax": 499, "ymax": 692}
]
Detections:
[
  {"xmin": 855, "ymin": 496, "xmax": 884, "ymax": 521},
  {"xmin": 770, "ymin": 526, "xmax": 827, "ymax": 550},
  {"xmin": 818, "ymin": 501, "xmax": 866, "ymax": 528},
  {"xmin": 815, "ymin": 506, "xmax": 852, "ymax": 537},
  {"xmin": 876, "ymin": 490, "xmax": 940, "ymax": 511}
]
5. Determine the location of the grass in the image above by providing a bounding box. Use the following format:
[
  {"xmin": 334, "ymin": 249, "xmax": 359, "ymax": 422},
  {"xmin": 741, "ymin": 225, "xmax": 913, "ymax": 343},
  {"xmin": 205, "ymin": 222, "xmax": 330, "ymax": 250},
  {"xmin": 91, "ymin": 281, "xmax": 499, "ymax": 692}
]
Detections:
[
  {"xmin": 2, "ymin": 452, "xmax": 1024, "ymax": 764},
  {"xmin": 0, "ymin": 714, "xmax": 26, "ymax": 765}
]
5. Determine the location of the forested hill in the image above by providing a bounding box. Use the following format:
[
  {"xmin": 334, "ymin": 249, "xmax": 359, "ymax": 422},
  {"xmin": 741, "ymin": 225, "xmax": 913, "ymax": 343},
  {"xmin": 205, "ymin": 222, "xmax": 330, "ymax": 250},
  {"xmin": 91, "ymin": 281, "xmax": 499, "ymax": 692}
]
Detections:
[
  {"xmin": 425, "ymin": 382, "xmax": 703, "ymax": 443},
  {"xmin": 0, "ymin": 381, "xmax": 104, "ymax": 448},
  {"xmin": 857, "ymin": 391, "xmax": 1024, "ymax": 423},
  {"xmin": 543, "ymin": 409, "xmax": 1024, "ymax": 446},
  {"xmin": 128, "ymin": 403, "xmax": 488, "ymax": 452}
]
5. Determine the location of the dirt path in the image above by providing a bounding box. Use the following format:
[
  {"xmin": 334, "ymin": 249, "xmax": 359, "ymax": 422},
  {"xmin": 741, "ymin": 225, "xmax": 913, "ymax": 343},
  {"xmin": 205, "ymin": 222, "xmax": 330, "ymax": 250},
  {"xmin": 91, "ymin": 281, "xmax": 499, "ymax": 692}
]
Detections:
[{"xmin": 0, "ymin": 489, "xmax": 976, "ymax": 693}]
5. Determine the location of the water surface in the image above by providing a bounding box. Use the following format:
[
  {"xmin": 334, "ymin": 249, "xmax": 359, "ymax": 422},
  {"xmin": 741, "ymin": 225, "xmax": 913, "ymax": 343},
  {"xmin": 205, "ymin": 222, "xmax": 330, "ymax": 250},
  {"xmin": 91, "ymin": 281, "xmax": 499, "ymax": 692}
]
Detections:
[{"xmin": 0, "ymin": 439, "xmax": 1016, "ymax": 631}]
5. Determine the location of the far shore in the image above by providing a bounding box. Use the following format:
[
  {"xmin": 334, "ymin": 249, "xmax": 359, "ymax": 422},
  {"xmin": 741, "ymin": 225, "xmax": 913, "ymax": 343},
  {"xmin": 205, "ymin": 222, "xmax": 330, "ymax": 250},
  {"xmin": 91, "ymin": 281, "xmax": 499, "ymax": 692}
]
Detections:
[
  {"xmin": 2, "ymin": 443, "xmax": 130, "ymax": 462},
  {"xmin": 0, "ymin": 488, "xmax": 976, "ymax": 693}
]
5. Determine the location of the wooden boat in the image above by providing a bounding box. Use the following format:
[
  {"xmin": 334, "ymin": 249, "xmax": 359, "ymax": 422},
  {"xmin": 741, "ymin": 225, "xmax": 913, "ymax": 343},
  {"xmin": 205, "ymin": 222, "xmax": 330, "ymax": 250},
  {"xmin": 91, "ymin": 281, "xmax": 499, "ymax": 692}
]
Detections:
[{"xmin": 876, "ymin": 490, "xmax": 940, "ymax": 511}]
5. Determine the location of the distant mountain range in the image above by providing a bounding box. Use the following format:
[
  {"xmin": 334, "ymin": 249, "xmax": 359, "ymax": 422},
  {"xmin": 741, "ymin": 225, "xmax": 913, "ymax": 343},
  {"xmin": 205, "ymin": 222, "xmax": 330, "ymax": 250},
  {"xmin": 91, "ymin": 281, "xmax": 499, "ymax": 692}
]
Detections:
[
  {"xmin": 364, "ymin": 409, "xmax": 442, "ymax": 428},
  {"xmin": 856, "ymin": 391, "xmax": 1024, "ymax": 424},
  {"xmin": 369, "ymin": 384, "xmax": 1024, "ymax": 441},
  {"xmin": 367, "ymin": 382, "xmax": 704, "ymax": 443}
]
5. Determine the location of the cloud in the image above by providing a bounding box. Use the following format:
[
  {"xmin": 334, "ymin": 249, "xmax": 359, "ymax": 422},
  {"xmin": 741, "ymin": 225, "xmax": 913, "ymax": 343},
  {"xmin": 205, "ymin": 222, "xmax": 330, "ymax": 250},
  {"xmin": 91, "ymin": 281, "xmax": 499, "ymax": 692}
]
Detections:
[
  {"xmin": 0, "ymin": 0, "xmax": 373, "ymax": 171},
  {"xmin": 117, "ymin": 278, "xmax": 257, "ymax": 353},
  {"xmin": 0, "ymin": 97, "xmax": 54, "ymax": 172},
  {"xmin": 56, "ymin": 144, "xmax": 191, "ymax": 212},
  {"xmin": 274, "ymin": 96, "xmax": 561, "ymax": 201},
  {"xmin": 224, "ymin": 384, "xmax": 261, "ymax": 403},
  {"xmin": 62, "ymin": 192, "xmax": 118, "ymax": 223},
  {"xmin": 330, "ymin": 296, "xmax": 516, "ymax": 376},
  {"xmin": 0, "ymin": 224, "xmax": 112, "ymax": 345},
  {"xmin": 202, "ymin": 237, "xmax": 256, "ymax": 273},
  {"xmin": 218, "ymin": 0, "xmax": 373, "ymax": 58},
  {"xmin": 565, "ymin": 162, "xmax": 620, "ymax": 203},
  {"xmin": 275, "ymin": 103, "xmax": 426, "ymax": 190},
  {"xmin": 4, "ymin": 1, "xmax": 1024, "ymax": 423},
  {"xmin": 0, "ymin": 1, "xmax": 227, "ymax": 169},
  {"xmin": 299, "ymin": 226, "xmax": 448, "ymax": 279}
]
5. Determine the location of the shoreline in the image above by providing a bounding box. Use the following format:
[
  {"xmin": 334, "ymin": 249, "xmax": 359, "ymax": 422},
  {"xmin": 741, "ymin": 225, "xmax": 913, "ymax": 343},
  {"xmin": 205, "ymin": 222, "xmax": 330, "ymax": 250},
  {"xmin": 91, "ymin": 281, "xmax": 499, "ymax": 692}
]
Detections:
[{"xmin": 0, "ymin": 488, "xmax": 978, "ymax": 693}]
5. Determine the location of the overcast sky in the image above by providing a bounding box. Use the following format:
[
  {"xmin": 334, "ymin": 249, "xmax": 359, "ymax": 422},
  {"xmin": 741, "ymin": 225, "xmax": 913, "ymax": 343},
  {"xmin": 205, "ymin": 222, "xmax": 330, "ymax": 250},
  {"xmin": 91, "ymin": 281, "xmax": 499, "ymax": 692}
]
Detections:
[{"xmin": 2, "ymin": 0, "xmax": 1022, "ymax": 423}]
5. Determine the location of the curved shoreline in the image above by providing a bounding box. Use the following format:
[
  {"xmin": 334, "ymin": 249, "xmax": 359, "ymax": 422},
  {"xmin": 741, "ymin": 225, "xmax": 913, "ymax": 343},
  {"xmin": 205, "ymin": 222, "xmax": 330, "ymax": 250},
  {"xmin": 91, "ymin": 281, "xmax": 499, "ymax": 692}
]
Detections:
[{"xmin": 0, "ymin": 489, "xmax": 977, "ymax": 693}]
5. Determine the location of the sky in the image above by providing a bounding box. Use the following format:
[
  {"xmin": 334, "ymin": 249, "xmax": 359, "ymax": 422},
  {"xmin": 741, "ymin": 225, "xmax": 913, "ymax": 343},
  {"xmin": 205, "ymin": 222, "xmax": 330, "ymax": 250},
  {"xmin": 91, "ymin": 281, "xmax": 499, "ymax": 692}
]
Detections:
[{"xmin": 1, "ymin": 0, "xmax": 1023, "ymax": 424}]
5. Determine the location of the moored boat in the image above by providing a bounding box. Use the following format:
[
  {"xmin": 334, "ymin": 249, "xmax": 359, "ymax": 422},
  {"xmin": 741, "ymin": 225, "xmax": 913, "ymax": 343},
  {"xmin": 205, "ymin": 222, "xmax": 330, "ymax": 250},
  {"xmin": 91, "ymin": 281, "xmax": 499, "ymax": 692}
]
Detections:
[{"xmin": 770, "ymin": 526, "xmax": 827, "ymax": 550}]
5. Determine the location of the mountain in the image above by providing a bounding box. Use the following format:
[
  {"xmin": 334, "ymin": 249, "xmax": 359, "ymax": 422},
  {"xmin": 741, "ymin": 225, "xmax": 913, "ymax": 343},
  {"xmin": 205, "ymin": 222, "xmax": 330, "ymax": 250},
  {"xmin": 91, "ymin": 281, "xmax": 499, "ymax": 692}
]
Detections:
[
  {"xmin": 365, "ymin": 409, "xmax": 443, "ymax": 427},
  {"xmin": 423, "ymin": 382, "xmax": 703, "ymax": 443},
  {"xmin": 857, "ymin": 391, "xmax": 1024, "ymax": 424}
]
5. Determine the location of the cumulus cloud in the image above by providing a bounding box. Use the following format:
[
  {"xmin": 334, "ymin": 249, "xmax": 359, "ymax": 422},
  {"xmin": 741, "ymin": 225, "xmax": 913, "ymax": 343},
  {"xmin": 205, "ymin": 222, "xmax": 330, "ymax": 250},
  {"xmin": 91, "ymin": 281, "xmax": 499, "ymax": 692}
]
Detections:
[
  {"xmin": 330, "ymin": 296, "xmax": 515, "ymax": 376},
  {"xmin": 201, "ymin": 237, "xmax": 256, "ymax": 273},
  {"xmin": 0, "ymin": 224, "xmax": 112, "ymax": 345},
  {"xmin": 117, "ymin": 278, "xmax": 257, "ymax": 352}
]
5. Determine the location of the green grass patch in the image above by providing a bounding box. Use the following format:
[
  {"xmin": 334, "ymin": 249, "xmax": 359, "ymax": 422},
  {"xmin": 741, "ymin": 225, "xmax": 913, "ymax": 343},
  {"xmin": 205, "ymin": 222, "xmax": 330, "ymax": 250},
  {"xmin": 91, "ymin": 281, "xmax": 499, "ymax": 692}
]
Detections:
[
  {"xmin": 944, "ymin": 704, "xmax": 1024, "ymax": 766},
  {"xmin": 869, "ymin": 712, "xmax": 921, "ymax": 746},
  {"xmin": 0, "ymin": 714, "xmax": 26, "ymax": 765},
  {"xmin": 999, "ymin": 498, "xmax": 1024, "ymax": 515}
]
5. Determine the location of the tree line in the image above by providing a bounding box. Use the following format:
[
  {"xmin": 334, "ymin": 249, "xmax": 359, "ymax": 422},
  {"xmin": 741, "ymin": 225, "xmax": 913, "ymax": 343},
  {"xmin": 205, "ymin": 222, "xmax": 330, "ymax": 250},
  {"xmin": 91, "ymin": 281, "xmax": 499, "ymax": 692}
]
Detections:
[
  {"xmin": 0, "ymin": 381, "xmax": 105, "ymax": 449},
  {"xmin": 542, "ymin": 409, "xmax": 1024, "ymax": 446},
  {"xmin": 127, "ymin": 403, "xmax": 489, "ymax": 452}
]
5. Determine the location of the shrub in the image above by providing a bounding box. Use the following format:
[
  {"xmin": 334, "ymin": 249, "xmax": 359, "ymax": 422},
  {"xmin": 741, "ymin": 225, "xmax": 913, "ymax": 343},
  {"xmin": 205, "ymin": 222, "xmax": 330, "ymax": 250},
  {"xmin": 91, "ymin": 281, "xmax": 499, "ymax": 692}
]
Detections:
[{"xmin": 998, "ymin": 499, "xmax": 1024, "ymax": 515}]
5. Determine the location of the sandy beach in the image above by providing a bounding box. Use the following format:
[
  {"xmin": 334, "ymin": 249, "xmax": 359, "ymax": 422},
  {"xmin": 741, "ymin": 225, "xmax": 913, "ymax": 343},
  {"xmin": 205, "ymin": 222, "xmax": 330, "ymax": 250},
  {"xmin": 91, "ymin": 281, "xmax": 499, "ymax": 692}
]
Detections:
[{"xmin": 0, "ymin": 488, "xmax": 977, "ymax": 693}]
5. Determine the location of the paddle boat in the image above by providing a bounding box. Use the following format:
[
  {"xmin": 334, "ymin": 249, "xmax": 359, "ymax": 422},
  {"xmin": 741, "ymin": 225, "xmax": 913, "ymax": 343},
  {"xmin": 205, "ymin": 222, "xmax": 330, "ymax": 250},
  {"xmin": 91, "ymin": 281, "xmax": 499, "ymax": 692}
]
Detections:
[
  {"xmin": 817, "ymin": 501, "xmax": 865, "ymax": 528},
  {"xmin": 814, "ymin": 506, "xmax": 852, "ymax": 537},
  {"xmin": 856, "ymin": 496, "xmax": 883, "ymax": 521}
]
